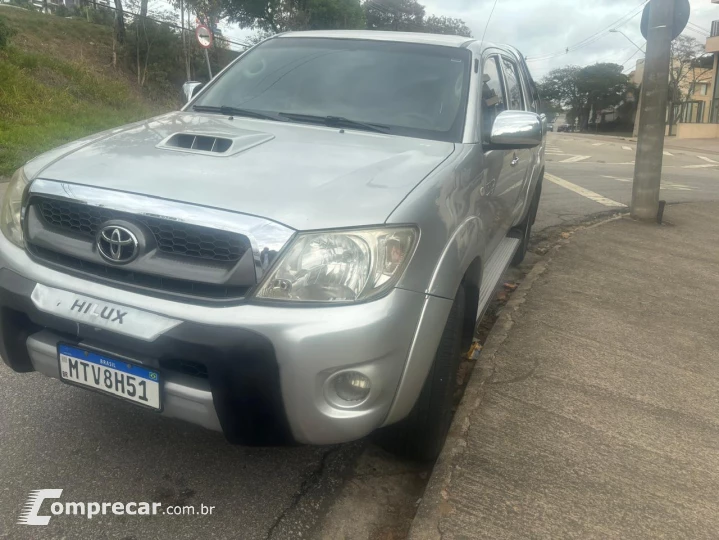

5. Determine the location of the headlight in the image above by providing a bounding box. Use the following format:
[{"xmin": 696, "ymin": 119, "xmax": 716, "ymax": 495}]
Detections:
[
  {"xmin": 255, "ymin": 227, "xmax": 417, "ymax": 303},
  {"xmin": 0, "ymin": 167, "xmax": 29, "ymax": 248}
]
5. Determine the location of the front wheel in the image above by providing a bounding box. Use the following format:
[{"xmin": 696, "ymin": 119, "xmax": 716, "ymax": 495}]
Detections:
[{"xmin": 374, "ymin": 285, "xmax": 465, "ymax": 462}]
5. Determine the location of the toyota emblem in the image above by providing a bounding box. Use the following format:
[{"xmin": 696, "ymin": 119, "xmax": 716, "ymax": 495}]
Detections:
[{"xmin": 97, "ymin": 225, "xmax": 139, "ymax": 264}]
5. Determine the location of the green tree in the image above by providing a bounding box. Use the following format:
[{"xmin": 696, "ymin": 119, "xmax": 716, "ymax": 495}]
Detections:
[
  {"xmin": 540, "ymin": 63, "xmax": 628, "ymax": 131},
  {"xmin": 539, "ymin": 66, "xmax": 585, "ymax": 126},
  {"xmin": 221, "ymin": 0, "xmax": 363, "ymax": 32},
  {"xmin": 0, "ymin": 16, "xmax": 16, "ymax": 49},
  {"xmin": 578, "ymin": 63, "xmax": 628, "ymax": 129},
  {"xmin": 365, "ymin": 0, "xmax": 424, "ymax": 32},
  {"xmin": 305, "ymin": 0, "xmax": 365, "ymax": 29},
  {"xmin": 423, "ymin": 15, "xmax": 471, "ymax": 37}
]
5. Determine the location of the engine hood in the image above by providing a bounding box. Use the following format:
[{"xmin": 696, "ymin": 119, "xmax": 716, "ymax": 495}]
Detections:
[{"xmin": 29, "ymin": 112, "xmax": 455, "ymax": 230}]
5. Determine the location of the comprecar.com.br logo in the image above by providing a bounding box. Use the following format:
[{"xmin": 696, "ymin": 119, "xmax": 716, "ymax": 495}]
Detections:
[{"xmin": 18, "ymin": 489, "xmax": 215, "ymax": 525}]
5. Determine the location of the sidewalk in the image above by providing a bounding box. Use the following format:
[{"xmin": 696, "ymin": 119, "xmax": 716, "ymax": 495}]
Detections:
[
  {"xmin": 410, "ymin": 203, "xmax": 719, "ymax": 539},
  {"xmin": 566, "ymin": 132, "xmax": 719, "ymax": 154}
]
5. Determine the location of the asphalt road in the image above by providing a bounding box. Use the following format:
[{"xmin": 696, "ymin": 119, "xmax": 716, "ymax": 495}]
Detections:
[
  {"xmin": 535, "ymin": 133, "xmax": 719, "ymax": 233},
  {"xmin": 0, "ymin": 134, "xmax": 717, "ymax": 540}
]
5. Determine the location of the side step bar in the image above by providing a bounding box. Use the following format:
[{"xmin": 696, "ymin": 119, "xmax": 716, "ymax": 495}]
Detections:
[{"xmin": 476, "ymin": 237, "xmax": 520, "ymax": 322}]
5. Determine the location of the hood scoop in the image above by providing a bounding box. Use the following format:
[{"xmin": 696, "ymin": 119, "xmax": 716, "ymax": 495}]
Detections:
[{"xmin": 157, "ymin": 129, "xmax": 275, "ymax": 157}]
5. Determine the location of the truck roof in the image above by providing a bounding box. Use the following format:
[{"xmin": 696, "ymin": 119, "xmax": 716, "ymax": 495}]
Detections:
[{"xmin": 278, "ymin": 30, "xmax": 479, "ymax": 49}]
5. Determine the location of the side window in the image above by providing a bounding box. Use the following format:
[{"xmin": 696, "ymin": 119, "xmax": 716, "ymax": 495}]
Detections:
[
  {"xmin": 501, "ymin": 58, "xmax": 525, "ymax": 111},
  {"xmin": 481, "ymin": 56, "xmax": 506, "ymax": 138}
]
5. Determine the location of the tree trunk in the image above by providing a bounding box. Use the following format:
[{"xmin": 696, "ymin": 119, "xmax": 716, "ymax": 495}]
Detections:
[
  {"xmin": 114, "ymin": 0, "xmax": 126, "ymax": 44},
  {"xmin": 136, "ymin": 21, "xmax": 141, "ymax": 85},
  {"xmin": 140, "ymin": 0, "xmax": 147, "ymax": 18},
  {"xmin": 181, "ymin": 0, "xmax": 190, "ymax": 81}
]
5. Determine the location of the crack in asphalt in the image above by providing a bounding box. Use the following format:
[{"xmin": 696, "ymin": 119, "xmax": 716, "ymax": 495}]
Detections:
[{"xmin": 264, "ymin": 445, "xmax": 342, "ymax": 540}]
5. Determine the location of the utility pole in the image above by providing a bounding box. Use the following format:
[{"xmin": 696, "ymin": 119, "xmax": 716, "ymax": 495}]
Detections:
[{"xmin": 631, "ymin": 0, "xmax": 675, "ymax": 221}]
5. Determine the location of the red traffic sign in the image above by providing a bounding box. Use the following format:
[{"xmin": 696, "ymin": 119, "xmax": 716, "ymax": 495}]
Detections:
[{"xmin": 196, "ymin": 25, "xmax": 213, "ymax": 49}]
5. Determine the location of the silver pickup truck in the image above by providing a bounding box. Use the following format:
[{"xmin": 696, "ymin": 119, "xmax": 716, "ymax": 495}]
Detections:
[{"xmin": 0, "ymin": 30, "xmax": 545, "ymax": 461}]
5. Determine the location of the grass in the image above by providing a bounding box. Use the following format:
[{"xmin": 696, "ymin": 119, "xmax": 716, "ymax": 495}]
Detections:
[{"xmin": 0, "ymin": 8, "xmax": 174, "ymax": 176}]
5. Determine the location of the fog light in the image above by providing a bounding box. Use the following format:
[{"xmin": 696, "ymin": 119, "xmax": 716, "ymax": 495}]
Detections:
[{"xmin": 334, "ymin": 372, "xmax": 371, "ymax": 403}]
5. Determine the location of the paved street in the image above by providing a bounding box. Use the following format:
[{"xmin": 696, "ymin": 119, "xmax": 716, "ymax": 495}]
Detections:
[
  {"xmin": 0, "ymin": 136, "xmax": 717, "ymax": 539},
  {"xmin": 0, "ymin": 362, "xmax": 363, "ymax": 539},
  {"xmin": 536, "ymin": 133, "xmax": 719, "ymax": 233}
]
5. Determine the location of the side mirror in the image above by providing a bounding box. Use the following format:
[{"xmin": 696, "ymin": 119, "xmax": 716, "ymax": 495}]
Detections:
[
  {"xmin": 182, "ymin": 81, "xmax": 204, "ymax": 103},
  {"xmin": 488, "ymin": 111, "xmax": 542, "ymax": 148}
]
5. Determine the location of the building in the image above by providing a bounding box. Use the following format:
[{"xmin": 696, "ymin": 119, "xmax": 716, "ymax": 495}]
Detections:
[
  {"xmin": 677, "ymin": 6, "xmax": 719, "ymax": 138},
  {"xmin": 631, "ymin": 3, "xmax": 719, "ymax": 140},
  {"xmin": 707, "ymin": 2, "xmax": 719, "ymax": 131}
]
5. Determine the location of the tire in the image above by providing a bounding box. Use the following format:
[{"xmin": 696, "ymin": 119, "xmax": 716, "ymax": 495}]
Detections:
[
  {"xmin": 374, "ymin": 285, "xmax": 465, "ymax": 462},
  {"xmin": 509, "ymin": 178, "xmax": 542, "ymax": 267}
]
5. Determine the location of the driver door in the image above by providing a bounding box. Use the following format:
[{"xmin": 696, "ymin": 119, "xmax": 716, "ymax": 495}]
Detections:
[
  {"xmin": 498, "ymin": 55, "xmax": 534, "ymax": 228},
  {"xmin": 479, "ymin": 55, "xmax": 513, "ymax": 252}
]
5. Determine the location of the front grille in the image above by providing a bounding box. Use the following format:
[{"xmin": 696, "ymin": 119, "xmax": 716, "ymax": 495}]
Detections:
[
  {"xmin": 38, "ymin": 199, "xmax": 250, "ymax": 263},
  {"xmin": 29, "ymin": 245, "xmax": 250, "ymax": 301}
]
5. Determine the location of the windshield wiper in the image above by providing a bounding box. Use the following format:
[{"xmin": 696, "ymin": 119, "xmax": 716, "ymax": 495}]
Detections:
[
  {"xmin": 192, "ymin": 105, "xmax": 287, "ymax": 122},
  {"xmin": 278, "ymin": 113, "xmax": 391, "ymax": 134}
]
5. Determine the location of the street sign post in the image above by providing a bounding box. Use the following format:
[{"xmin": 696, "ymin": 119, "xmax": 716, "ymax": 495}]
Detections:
[
  {"xmin": 195, "ymin": 25, "xmax": 213, "ymax": 79},
  {"xmin": 632, "ymin": 0, "xmax": 690, "ymax": 222},
  {"xmin": 640, "ymin": 0, "xmax": 690, "ymax": 41}
]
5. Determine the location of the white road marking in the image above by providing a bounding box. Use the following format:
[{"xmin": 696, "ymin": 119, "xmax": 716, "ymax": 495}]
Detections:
[
  {"xmin": 592, "ymin": 143, "xmax": 604, "ymax": 146},
  {"xmin": 545, "ymin": 173, "xmax": 627, "ymax": 208},
  {"xmin": 698, "ymin": 156, "xmax": 719, "ymax": 164},
  {"xmin": 684, "ymin": 164, "xmax": 718, "ymax": 169},
  {"xmin": 559, "ymin": 155, "xmax": 591, "ymax": 163},
  {"xmin": 602, "ymin": 175, "xmax": 631, "ymax": 182},
  {"xmin": 663, "ymin": 151, "xmax": 673, "ymax": 156},
  {"xmin": 622, "ymin": 146, "xmax": 633, "ymax": 151},
  {"xmin": 663, "ymin": 183, "xmax": 693, "ymax": 191}
]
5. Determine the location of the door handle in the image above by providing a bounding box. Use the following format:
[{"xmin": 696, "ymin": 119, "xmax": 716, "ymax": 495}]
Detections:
[{"xmin": 511, "ymin": 154, "xmax": 520, "ymax": 167}]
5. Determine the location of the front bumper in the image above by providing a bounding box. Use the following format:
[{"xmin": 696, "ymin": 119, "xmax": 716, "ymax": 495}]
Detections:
[{"xmin": 0, "ymin": 234, "xmax": 446, "ymax": 445}]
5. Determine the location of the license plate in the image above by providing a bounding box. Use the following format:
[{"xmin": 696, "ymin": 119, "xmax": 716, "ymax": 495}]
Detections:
[{"xmin": 58, "ymin": 344, "xmax": 161, "ymax": 411}]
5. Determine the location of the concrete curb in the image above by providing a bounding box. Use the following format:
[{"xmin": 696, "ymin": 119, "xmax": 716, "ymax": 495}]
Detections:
[{"xmin": 407, "ymin": 214, "xmax": 625, "ymax": 540}]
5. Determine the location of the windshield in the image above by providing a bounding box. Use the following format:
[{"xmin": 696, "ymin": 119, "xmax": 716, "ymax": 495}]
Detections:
[{"xmin": 192, "ymin": 38, "xmax": 472, "ymax": 142}]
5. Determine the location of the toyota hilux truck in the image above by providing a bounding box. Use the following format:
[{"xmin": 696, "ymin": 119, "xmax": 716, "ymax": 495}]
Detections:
[{"xmin": 0, "ymin": 30, "xmax": 545, "ymax": 461}]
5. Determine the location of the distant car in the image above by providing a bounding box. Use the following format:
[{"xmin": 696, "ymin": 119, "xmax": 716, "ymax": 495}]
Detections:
[{"xmin": 557, "ymin": 124, "xmax": 573, "ymax": 132}]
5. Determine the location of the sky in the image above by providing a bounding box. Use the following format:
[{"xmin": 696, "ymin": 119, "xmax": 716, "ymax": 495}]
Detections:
[
  {"xmin": 418, "ymin": 0, "xmax": 719, "ymax": 79},
  {"xmin": 152, "ymin": 0, "xmax": 719, "ymax": 82}
]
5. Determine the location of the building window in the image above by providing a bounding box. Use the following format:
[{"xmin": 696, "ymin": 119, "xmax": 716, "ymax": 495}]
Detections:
[
  {"xmin": 711, "ymin": 99, "xmax": 719, "ymax": 124},
  {"xmin": 682, "ymin": 101, "xmax": 705, "ymax": 124},
  {"xmin": 690, "ymin": 83, "xmax": 709, "ymax": 96}
]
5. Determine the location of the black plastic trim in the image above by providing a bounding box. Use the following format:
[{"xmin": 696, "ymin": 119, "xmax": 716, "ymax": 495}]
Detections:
[{"xmin": 0, "ymin": 269, "xmax": 294, "ymax": 446}]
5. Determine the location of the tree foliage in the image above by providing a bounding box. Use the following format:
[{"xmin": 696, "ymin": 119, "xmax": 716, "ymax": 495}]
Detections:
[
  {"xmin": 365, "ymin": 0, "xmax": 424, "ymax": 31},
  {"xmin": 0, "ymin": 16, "xmax": 16, "ymax": 49},
  {"xmin": 364, "ymin": 0, "xmax": 471, "ymax": 36},
  {"xmin": 423, "ymin": 15, "xmax": 471, "ymax": 37},
  {"xmin": 539, "ymin": 63, "xmax": 629, "ymax": 130},
  {"xmin": 220, "ymin": 0, "xmax": 364, "ymax": 33},
  {"xmin": 217, "ymin": 0, "xmax": 471, "ymax": 36}
]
